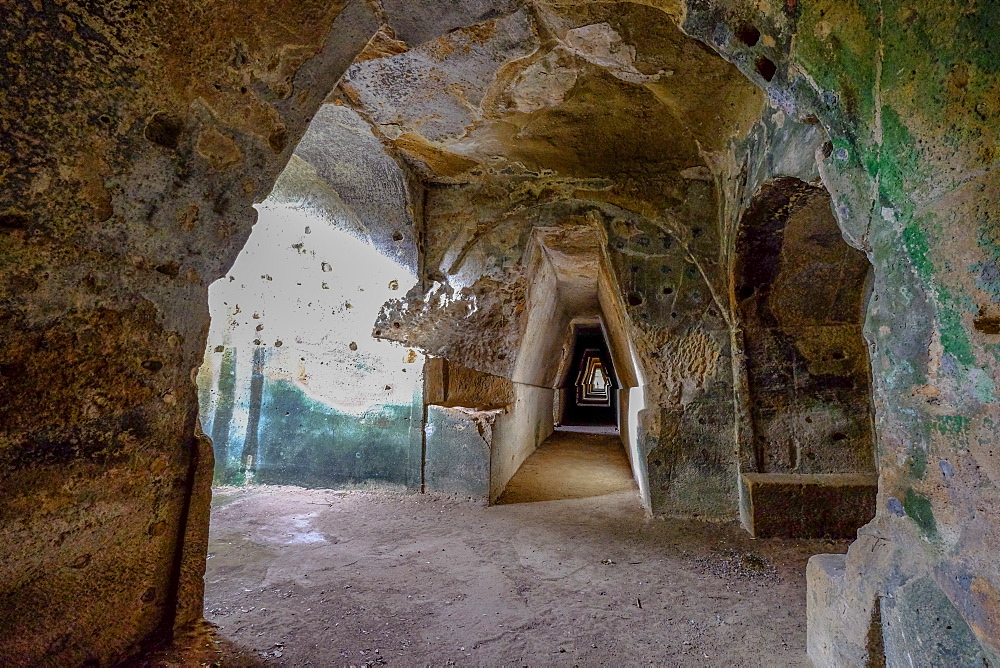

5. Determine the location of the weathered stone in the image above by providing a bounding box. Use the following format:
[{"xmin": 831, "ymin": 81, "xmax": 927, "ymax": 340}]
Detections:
[
  {"xmin": 881, "ymin": 577, "xmax": 1000, "ymax": 667},
  {"xmin": 0, "ymin": 0, "xmax": 379, "ymax": 663},
  {"xmin": 742, "ymin": 473, "xmax": 877, "ymax": 539},
  {"xmin": 3, "ymin": 0, "xmax": 999, "ymax": 664},
  {"xmin": 425, "ymin": 405, "xmax": 495, "ymax": 500}
]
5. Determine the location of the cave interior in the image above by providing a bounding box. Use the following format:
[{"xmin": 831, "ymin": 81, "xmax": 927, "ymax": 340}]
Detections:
[{"xmin": 2, "ymin": 0, "xmax": 999, "ymax": 665}]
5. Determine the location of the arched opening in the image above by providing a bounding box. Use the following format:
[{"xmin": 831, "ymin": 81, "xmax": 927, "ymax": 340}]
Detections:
[
  {"xmin": 197, "ymin": 105, "xmax": 425, "ymax": 492},
  {"xmin": 733, "ymin": 177, "xmax": 877, "ymax": 538},
  {"xmin": 7, "ymin": 0, "xmax": 1000, "ymax": 665},
  {"xmin": 484, "ymin": 224, "xmax": 649, "ymax": 507},
  {"xmin": 6, "ymin": 0, "xmax": 915, "ymax": 663}
]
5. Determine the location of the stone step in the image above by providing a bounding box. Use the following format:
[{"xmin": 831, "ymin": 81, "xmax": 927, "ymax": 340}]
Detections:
[{"xmin": 741, "ymin": 472, "xmax": 877, "ymax": 538}]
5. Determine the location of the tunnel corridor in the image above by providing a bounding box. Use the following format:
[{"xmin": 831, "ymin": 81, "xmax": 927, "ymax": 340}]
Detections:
[
  {"xmin": 497, "ymin": 427, "xmax": 635, "ymax": 505},
  {"xmin": 558, "ymin": 326, "xmax": 619, "ymax": 428}
]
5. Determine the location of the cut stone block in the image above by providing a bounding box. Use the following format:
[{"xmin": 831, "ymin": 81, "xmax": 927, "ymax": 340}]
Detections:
[
  {"xmin": 806, "ymin": 552, "xmax": 884, "ymax": 668},
  {"xmin": 424, "ymin": 405, "xmax": 496, "ymax": 499},
  {"xmin": 741, "ymin": 472, "xmax": 877, "ymax": 538},
  {"xmin": 807, "ymin": 553, "xmax": 848, "ymax": 667}
]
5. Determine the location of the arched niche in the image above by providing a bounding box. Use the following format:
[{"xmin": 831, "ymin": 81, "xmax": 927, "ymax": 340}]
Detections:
[{"xmin": 734, "ymin": 177, "xmax": 877, "ymax": 538}]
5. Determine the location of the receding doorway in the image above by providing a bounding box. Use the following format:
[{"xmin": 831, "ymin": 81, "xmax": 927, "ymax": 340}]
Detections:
[{"xmin": 559, "ymin": 324, "xmax": 619, "ymax": 427}]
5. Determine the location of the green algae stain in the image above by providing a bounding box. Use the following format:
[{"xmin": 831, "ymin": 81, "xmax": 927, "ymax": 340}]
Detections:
[
  {"xmin": 958, "ymin": 0, "xmax": 1000, "ymax": 73},
  {"xmin": 207, "ymin": 370, "xmax": 415, "ymax": 488},
  {"xmin": 795, "ymin": 0, "xmax": 878, "ymax": 126},
  {"xmin": 209, "ymin": 347, "xmax": 238, "ymax": 482},
  {"xmin": 903, "ymin": 223, "xmax": 934, "ymax": 281},
  {"xmin": 907, "ymin": 447, "xmax": 928, "ymax": 479},
  {"xmin": 938, "ymin": 309, "xmax": 977, "ymax": 367},
  {"xmin": 928, "ymin": 285, "xmax": 978, "ymax": 367},
  {"xmin": 933, "ymin": 415, "xmax": 971, "ymax": 436},
  {"xmin": 903, "ymin": 488, "xmax": 938, "ymax": 540},
  {"xmin": 901, "ymin": 222, "xmax": 977, "ymax": 366},
  {"xmin": 878, "ymin": 107, "xmax": 923, "ymax": 210}
]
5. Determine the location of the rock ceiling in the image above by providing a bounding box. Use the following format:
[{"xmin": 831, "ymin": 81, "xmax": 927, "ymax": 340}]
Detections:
[{"xmin": 336, "ymin": 2, "xmax": 764, "ymax": 185}]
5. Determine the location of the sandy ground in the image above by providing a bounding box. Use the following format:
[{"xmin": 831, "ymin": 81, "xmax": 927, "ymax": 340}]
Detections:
[
  {"xmin": 189, "ymin": 485, "xmax": 847, "ymax": 667},
  {"xmin": 136, "ymin": 431, "xmax": 848, "ymax": 667}
]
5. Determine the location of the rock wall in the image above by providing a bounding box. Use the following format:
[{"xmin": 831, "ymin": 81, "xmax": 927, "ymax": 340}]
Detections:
[
  {"xmin": 682, "ymin": 0, "xmax": 1000, "ymax": 661},
  {"xmin": 2, "ymin": 0, "xmax": 998, "ymax": 665},
  {"xmin": 344, "ymin": 1, "xmax": 766, "ymax": 519},
  {"xmin": 376, "ymin": 175, "xmax": 740, "ymax": 517},
  {"xmin": 0, "ymin": 1, "xmax": 380, "ymax": 664}
]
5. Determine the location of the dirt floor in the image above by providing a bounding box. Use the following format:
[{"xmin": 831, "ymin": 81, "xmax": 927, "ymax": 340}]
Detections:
[
  {"xmin": 137, "ymin": 430, "xmax": 849, "ymax": 667},
  {"xmin": 188, "ymin": 487, "xmax": 849, "ymax": 666}
]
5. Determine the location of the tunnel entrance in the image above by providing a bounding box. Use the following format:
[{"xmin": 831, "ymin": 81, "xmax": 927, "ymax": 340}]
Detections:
[{"xmin": 559, "ymin": 325, "xmax": 619, "ymax": 427}]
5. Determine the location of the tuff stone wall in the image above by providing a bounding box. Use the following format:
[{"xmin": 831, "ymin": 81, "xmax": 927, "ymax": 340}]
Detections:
[
  {"xmin": 376, "ymin": 179, "xmax": 741, "ymax": 518},
  {"xmin": 348, "ymin": 2, "xmax": 770, "ymax": 519},
  {"xmin": 682, "ymin": 0, "xmax": 1000, "ymax": 661},
  {"xmin": 0, "ymin": 1, "xmax": 380, "ymax": 663}
]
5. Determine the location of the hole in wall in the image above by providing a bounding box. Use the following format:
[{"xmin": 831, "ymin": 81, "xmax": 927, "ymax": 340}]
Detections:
[
  {"xmin": 141, "ymin": 360, "xmax": 163, "ymax": 372},
  {"xmin": 735, "ymin": 24, "xmax": 761, "ymax": 46},
  {"xmin": 267, "ymin": 126, "xmax": 288, "ymax": 153},
  {"xmin": 155, "ymin": 262, "xmax": 180, "ymax": 277},
  {"xmin": 974, "ymin": 310, "xmax": 1000, "ymax": 334},
  {"xmin": 0, "ymin": 212, "xmax": 31, "ymax": 230},
  {"xmin": 144, "ymin": 112, "xmax": 183, "ymax": 149},
  {"xmin": 755, "ymin": 56, "xmax": 777, "ymax": 82}
]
